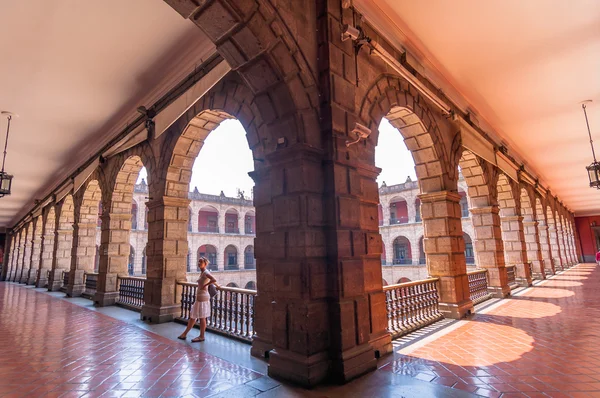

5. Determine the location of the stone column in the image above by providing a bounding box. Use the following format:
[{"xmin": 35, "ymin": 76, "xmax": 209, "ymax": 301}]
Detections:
[
  {"xmin": 548, "ymin": 226, "xmax": 563, "ymax": 271},
  {"xmin": 470, "ymin": 206, "xmax": 510, "ymax": 297},
  {"xmin": 94, "ymin": 213, "xmax": 130, "ymax": 306},
  {"xmin": 217, "ymin": 212, "xmax": 225, "ymax": 235},
  {"xmin": 523, "ymin": 221, "xmax": 545, "ymax": 280},
  {"xmin": 558, "ymin": 229, "xmax": 569, "ymax": 267},
  {"xmin": 570, "ymin": 234, "xmax": 578, "ymax": 264},
  {"xmin": 420, "ymin": 191, "xmax": 474, "ymax": 318},
  {"xmin": 48, "ymin": 228, "xmax": 73, "ymax": 291},
  {"xmin": 537, "ymin": 224, "xmax": 555, "ymax": 275},
  {"xmin": 500, "ymin": 215, "xmax": 532, "ymax": 286},
  {"xmin": 36, "ymin": 231, "xmax": 55, "ymax": 288},
  {"xmin": 141, "ymin": 196, "xmax": 189, "ymax": 323},
  {"xmin": 66, "ymin": 221, "xmax": 97, "ymax": 297},
  {"xmin": 12, "ymin": 237, "xmax": 24, "ymax": 282},
  {"xmin": 20, "ymin": 235, "xmax": 33, "ymax": 284},
  {"xmin": 238, "ymin": 214, "xmax": 244, "ymax": 235}
]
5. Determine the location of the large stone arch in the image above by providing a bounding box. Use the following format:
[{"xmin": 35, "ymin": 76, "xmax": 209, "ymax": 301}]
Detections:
[
  {"xmin": 520, "ymin": 186, "xmax": 544, "ymax": 279},
  {"xmin": 535, "ymin": 197, "xmax": 554, "ymax": 275},
  {"xmin": 95, "ymin": 154, "xmax": 147, "ymax": 307},
  {"xmin": 49, "ymin": 195, "xmax": 75, "ymax": 291},
  {"xmin": 36, "ymin": 205, "xmax": 56, "ymax": 288},
  {"xmin": 497, "ymin": 174, "xmax": 531, "ymax": 286},
  {"xmin": 358, "ymin": 74, "xmax": 471, "ymax": 320},
  {"xmin": 26, "ymin": 216, "xmax": 44, "ymax": 285}
]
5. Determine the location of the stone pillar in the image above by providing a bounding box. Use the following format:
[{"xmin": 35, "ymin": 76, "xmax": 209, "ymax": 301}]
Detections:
[
  {"xmin": 238, "ymin": 214, "xmax": 244, "ymax": 235},
  {"xmin": 500, "ymin": 215, "xmax": 532, "ymax": 286},
  {"xmin": 537, "ymin": 224, "xmax": 555, "ymax": 275},
  {"xmin": 558, "ymin": 229, "xmax": 569, "ymax": 268},
  {"xmin": 217, "ymin": 212, "xmax": 225, "ymax": 235},
  {"xmin": 13, "ymin": 238, "xmax": 24, "ymax": 282},
  {"xmin": 67, "ymin": 221, "xmax": 97, "ymax": 297},
  {"xmin": 20, "ymin": 235, "xmax": 33, "ymax": 284},
  {"xmin": 48, "ymin": 228, "xmax": 73, "ymax": 291},
  {"xmin": 141, "ymin": 196, "xmax": 189, "ymax": 323},
  {"xmin": 523, "ymin": 221, "xmax": 545, "ymax": 280},
  {"xmin": 420, "ymin": 191, "xmax": 474, "ymax": 318},
  {"xmin": 570, "ymin": 234, "xmax": 578, "ymax": 264},
  {"xmin": 36, "ymin": 232, "xmax": 55, "ymax": 288},
  {"xmin": 548, "ymin": 226, "xmax": 563, "ymax": 271},
  {"xmin": 94, "ymin": 213, "xmax": 130, "ymax": 306},
  {"xmin": 470, "ymin": 206, "xmax": 510, "ymax": 297}
]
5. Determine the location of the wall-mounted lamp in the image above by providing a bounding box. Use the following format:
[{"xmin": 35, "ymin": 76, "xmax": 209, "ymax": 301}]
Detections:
[{"xmin": 345, "ymin": 123, "xmax": 371, "ymax": 147}]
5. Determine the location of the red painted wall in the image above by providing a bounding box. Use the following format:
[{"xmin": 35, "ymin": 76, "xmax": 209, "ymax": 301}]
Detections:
[
  {"xmin": 575, "ymin": 216, "xmax": 600, "ymax": 262},
  {"xmin": 390, "ymin": 200, "xmax": 408, "ymax": 221},
  {"xmin": 198, "ymin": 210, "xmax": 218, "ymax": 227}
]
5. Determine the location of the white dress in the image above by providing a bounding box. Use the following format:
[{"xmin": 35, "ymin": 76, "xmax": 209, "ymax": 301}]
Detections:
[{"xmin": 190, "ymin": 270, "xmax": 212, "ymax": 319}]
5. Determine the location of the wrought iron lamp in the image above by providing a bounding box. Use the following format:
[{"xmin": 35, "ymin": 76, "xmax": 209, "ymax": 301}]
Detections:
[
  {"xmin": 582, "ymin": 101, "xmax": 600, "ymax": 189},
  {"xmin": 0, "ymin": 111, "xmax": 15, "ymax": 198}
]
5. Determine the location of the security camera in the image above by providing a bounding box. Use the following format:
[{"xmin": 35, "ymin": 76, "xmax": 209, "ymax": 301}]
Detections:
[
  {"xmin": 341, "ymin": 24, "xmax": 361, "ymax": 42},
  {"xmin": 346, "ymin": 123, "xmax": 372, "ymax": 147}
]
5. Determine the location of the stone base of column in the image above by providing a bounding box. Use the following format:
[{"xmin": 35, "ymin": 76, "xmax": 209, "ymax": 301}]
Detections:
[
  {"xmin": 19, "ymin": 270, "xmax": 30, "ymax": 284},
  {"xmin": 439, "ymin": 299, "xmax": 474, "ymax": 319},
  {"xmin": 515, "ymin": 263, "xmax": 533, "ymax": 287},
  {"xmin": 268, "ymin": 350, "xmax": 330, "ymax": 387},
  {"xmin": 369, "ymin": 330, "xmax": 393, "ymax": 358},
  {"xmin": 268, "ymin": 343, "xmax": 376, "ymax": 387},
  {"xmin": 48, "ymin": 270, "xmax": 65, "ymax": 292},
  {"xmin": 36, "ymin": 274, "xmax": 48, "ymax": 288},
  {"xmin": 94, "ymin": 291, "xmax": 119, "ymax": 307},
  {"xmin": 488, "ymin": 285, "xmax": 511, "ymax": 298},
  {"xmin": 250, "ymin": 336, "xmax": 274, "ymax": 359},
  {"xmin": 27, "ymin": 271, "xmax": 38, "ymax": 285},
  {"xmin": 66, "ymin": 284, "xmax": 85, "ymax": 298},
  {"xmin": 140, "ymin": 303, "xmax": 180, "ymax": 324}
]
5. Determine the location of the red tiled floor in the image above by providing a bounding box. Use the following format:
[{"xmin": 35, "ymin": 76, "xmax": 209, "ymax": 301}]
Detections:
[
  {"xmin": 0, "ymin": 283, "xmax": 261, "ymax": 397},
  {"xmin": 382, "ymin": 263, "xmax": 600, "ymax": 397}
]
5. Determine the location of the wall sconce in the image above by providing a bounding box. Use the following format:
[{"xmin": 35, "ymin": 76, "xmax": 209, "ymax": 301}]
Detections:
[{"xmin": 345, "ymin": 123, "xmax": 371, "ymax": 147}]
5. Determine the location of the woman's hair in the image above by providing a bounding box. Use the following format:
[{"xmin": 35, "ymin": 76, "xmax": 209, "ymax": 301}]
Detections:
[{"xmin": 198, "ymin": 256, "xmax": 209, "ymax": 267}]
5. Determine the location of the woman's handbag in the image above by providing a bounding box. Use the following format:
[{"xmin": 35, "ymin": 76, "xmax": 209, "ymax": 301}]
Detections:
[{"xmin": 208, "ymin": 283, "xmax": 218, "ymax": 298}]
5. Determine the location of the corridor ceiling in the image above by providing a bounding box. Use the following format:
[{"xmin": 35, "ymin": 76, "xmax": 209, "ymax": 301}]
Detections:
[
  {"xmin": 356, "ymin": 0, "xmax": 600, "ymax": 216},
  {"xmin": 0, "ymin": 1, "xmax": 211, "ymax": 228}
]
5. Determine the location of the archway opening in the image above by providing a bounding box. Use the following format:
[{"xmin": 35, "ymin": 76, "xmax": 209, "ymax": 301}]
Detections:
[
  {"xmin": 224, "ymin": 245, "xmax": 239, "ymax": 271},
  {"xmin": 244, "ymin": 245, "xmax": 255, "ymax": 270},
  {"xmin": 198, "ymin": 244, "xmax": 218, "ymax": 271},
  {"xmin": 198, "ymin": 206, "xmax": 219, "ymax": 233},
  {"xmin": 464, "ymin": 233, "xmax": 475, "ymax": 265},
  {"xmin": 392, "ymin": 236, "xmax": 412, "ymax": 265}
]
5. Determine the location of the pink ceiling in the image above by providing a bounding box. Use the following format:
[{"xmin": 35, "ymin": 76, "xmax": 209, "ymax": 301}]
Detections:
[
  {"xmin": 0, "ymin": 0, "xmax": 211, "ymax": 228},
  {"xmin": 358, "ymin": 0, "xmax": 600, "ymax": 215}
]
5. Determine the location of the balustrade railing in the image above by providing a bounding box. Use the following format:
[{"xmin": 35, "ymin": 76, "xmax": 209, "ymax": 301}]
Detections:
[
  {"xmin": 83, "ymin": 272, "xmax": 98, "ymax": 298},
  {"xmin": 389, "ymin": 216, "xmax": 409, "ymax": 225},
  {"xmin": 392, "ymin": 258, "xmax": 413, "ymax": 265},
  {"xmin": 116, "ymin": 276, "xmax": 145, "ymax": 310},
  {"xmin": 383, "ymin": 278, "xmax": 443, "ymax": 339},
  {"xmin": 467, "ymin": 269, "xmax": 492, "ymax": 305},
  {"xmin": 198, "ymin": 226, "xmax": 219, "ymax": 233},
  {"xmin": 177, "ymin": 282, "xmax": 256, "ymax": 343},
  {"xmin": 506, "ymin": 265, "xmax": 517, "ymax": 287}
]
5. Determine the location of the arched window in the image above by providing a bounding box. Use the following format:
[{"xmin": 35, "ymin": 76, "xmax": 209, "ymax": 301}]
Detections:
[
  {"xmin": 244, "ymin": 246, "xmax": 255, "ymax": 269},
  {"xmin": 225, "ymin": 209, "xmax": 239, "ymax": 234},
  {"xmin": 464, "ymin": 233, "xmax": 475, "ymax": 265},
  {"xmin": 198, "ymin": 245, "xmax": 218, "ymax": 271},
  {"xmin": 224, "ymin": 245, "xmax": 238, "ymax": 270},
  {"xmin": 128, "ymin": 245, "xmax": 135, "ymax": 276},
  {"xmin": 389, "ymin": 198, "xmax": 408, "ymax": 224},
  {"xmin": 392, "ymin": 236, "xmax": 412, "ymax": 265},
  {"xmin": 131, "ymin": 201, "xmax": 138, "ymax": 230},
  {"xmin": 244, "ymin": 211, "xmax": 255, "ymax": 234},
  {"xmin": 198, "ymin": 206, "xmax": 219, "ymax": 233},
  {"xmin": 244, "ymin": 281, "xmax": 256, "ymax": 290}
]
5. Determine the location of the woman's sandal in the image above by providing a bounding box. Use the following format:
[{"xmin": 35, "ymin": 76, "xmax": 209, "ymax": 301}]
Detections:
[
  {"xmin": 191, "ymin": 337, "xmax": 205, "ymax": 343},
  {"xmin": 177, "ymin": 335, "xmax": 186, "ymax": 340}
]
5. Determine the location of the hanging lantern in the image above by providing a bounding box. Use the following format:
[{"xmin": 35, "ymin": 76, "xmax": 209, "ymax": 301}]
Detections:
[
  {"xmin": 0, "ymin": 111, "xmax": 16, "ymax": 198},
  {"xmin": 582, "ymin": 102, "xmax": 600, "ymax": 189}
]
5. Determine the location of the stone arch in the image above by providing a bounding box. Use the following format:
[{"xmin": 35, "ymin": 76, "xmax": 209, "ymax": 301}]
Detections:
[
  {"xmin": 224, "ymin": 244, "xmax": 239, "ymax": 270},
  {"xmin": 397, "ymin": 277, "xmax": 411, "ymax": 284},
  {"xmin": 520, "ymin": 187, "xmax": 544, "ymax": 279},
  {"xmin": 227, "ymin": 282, "xmax": 239, "ymax": 288},
  {"xmin": 245, "ymin": 281, "xmax": 257, "ymax": 290},
  {"xmin": 27, "ymin": 216, "xmax": 44, "ymax": 285},
  {"xmin": 48, "ymin": 195, "xmax": 75, "ymax": 291},
  {"xmin": 546, "ymin": 205, "xmax": 562, "ymax": 271},
  {"xmin": 37, "ymin": 205, "xmax": 56, "ymax": 288},
  {"xmin": 392, "ymin": 236, "xmax": 412, "ymax": 265},
  {"xmin": 359, "ymin": 75, "xmax": 456, "ymax": 193},
  {"xmin": 497, "ymin": 174, "xmax": 531, "ymax": 286},
  {"xmin": 463, "ymin": 232, "xmax": 475, "ymax": 265},
  {"xmin": 382, "ymin": 279, "xmax": 389, "ymax": 286}
]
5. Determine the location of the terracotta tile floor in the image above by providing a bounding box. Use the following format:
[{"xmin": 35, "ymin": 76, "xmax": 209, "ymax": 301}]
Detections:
[
  {"xmin": 382, "ymin": 264, "xmax": 600, "ymax": 397},
  {"xmin": 0, "ymin": 284, "xmax": 261, "ymax": 397}
]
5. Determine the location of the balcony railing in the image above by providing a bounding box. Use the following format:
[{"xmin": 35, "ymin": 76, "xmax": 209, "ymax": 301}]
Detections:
[
  {"xmin": 177, "ymin": 282, "xmax": 256, "ymax": 343},
  {"xmin": 244, "ymin": 227, "xmax": 255, "ymax": 235},
  {"xmin": 116, "ymin": 276, "xmax": 145, "ymax": 311},
  {"xmin": 467, "ymin": 269, "xmax": 492, "ymax": 305},
  {"xmin": 244, "ymin": 261, "xmax": 256, "ymax": 270},
  {"xmin": 224, "ymin": 264, "xmax": 239, "ymax": 271},
  {"xmin": 506, "ymin": 265, "xmax": 517, "ymax": 287},
  {"xmin": 225, "ymin": 227, "xmax": 240, "ymax": 234},
  {"xmin": 384, "ymin": 278, "xmax": 443, "ymax": 339},
  {"xmin": 83, "ymin": 272, "xmax": 98, "ymax": 298},
  {"xmin": 392, "ymin": 258, "xmax": 413, "ymax": 265},
  {"xmin": 198, "ymin": 226, "xmax": 219, "ymax": 233},
  {"xmin": 389, "ymin": 216, "xmax": 409, "ymax": 225}
]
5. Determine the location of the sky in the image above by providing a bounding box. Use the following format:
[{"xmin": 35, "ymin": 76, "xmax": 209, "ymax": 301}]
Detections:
[{"xmin": 137, "ymin": 118, "xmax": 416, "ymax": 195}]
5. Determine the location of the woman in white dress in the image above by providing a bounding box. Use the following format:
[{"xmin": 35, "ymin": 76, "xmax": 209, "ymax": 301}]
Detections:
[{"xmin": 178, "ymin": 257, "xmax": 219, "ymax": 342}]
